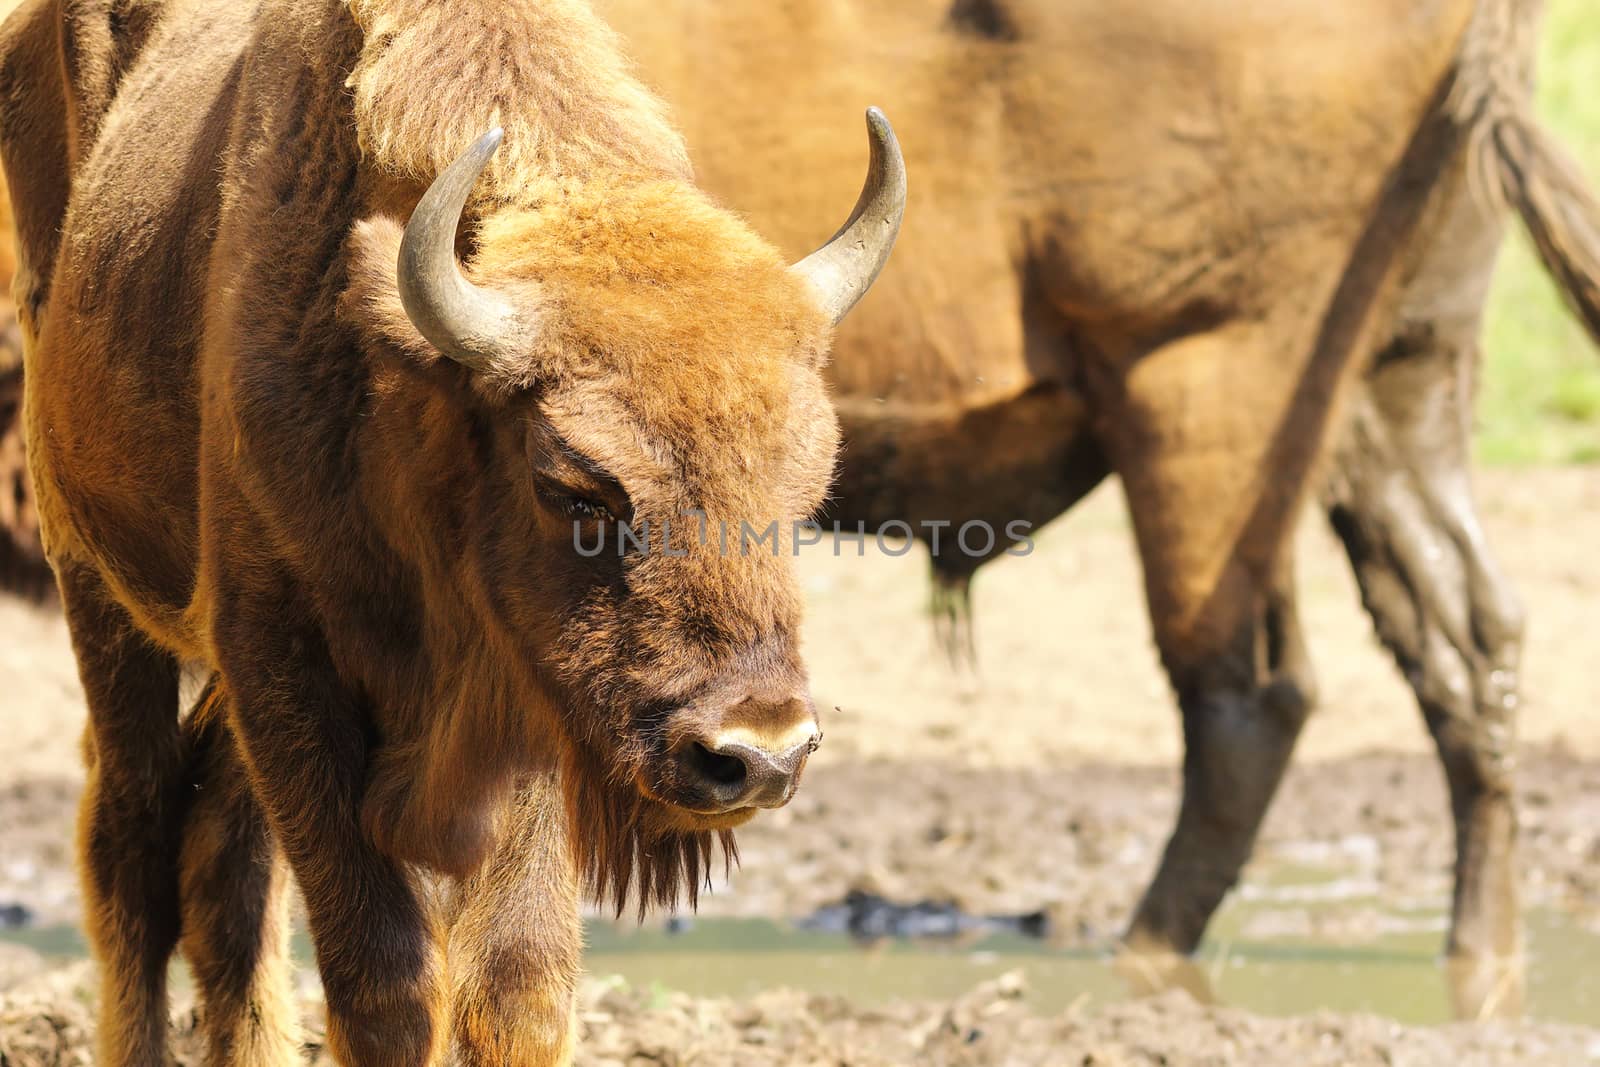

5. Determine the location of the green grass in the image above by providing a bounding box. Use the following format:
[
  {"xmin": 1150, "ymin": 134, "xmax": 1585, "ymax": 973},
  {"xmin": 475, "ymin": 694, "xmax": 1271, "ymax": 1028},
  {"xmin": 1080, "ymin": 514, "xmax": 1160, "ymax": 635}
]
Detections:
[{"xmin": 1478, "ymin": 0, "xmax": 1600, "ymax": 464}]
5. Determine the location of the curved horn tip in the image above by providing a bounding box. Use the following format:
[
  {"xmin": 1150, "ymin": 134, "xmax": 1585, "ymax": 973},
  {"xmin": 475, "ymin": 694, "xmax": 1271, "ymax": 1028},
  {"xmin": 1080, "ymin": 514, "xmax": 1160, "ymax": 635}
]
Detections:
[
  {"xmin": 788, "ymin": 107, "xmax": 908, "ymax": 326},
  {"xmin": 864, "ymin": 106, "xmax": 906, "ymax": 202},
  {"xmin": 465, "ymin": 127, "xmax": 506, "ymax": 168},
  {"xmin": 864, "ymin": 107, "xmax": 902, "ymax": 173},
  {"xmin": 863, "ymin": 107, "xmax": 902, "ymax": 170}
]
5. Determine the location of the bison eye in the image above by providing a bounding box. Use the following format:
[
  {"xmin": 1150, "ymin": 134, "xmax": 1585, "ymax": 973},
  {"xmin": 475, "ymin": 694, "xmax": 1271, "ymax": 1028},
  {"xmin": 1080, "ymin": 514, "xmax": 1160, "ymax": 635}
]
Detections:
[{"xmin": 563, "ymin": 495, "xmax": 614, "ymax": 522}]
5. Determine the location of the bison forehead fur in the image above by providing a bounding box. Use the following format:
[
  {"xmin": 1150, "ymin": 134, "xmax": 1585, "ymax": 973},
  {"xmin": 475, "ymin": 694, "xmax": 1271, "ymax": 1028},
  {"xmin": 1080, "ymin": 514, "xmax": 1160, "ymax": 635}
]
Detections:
[{"xmin": 344, "ymin": 177, "xmax": 839, "ymax": 503}]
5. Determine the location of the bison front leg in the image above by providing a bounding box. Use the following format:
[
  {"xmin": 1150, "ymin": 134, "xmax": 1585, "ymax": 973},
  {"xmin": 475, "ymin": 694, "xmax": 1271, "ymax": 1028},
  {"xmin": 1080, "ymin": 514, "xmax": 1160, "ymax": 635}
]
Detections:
[
  {"xmin": 177, "ymin": 680, "xmax": 300, "ymax": 1067},
  {"xmin": 1323, "ymin": 340, "xmax": 1525, "ymax": 1013},
  {"xmin": 57, "ymin": 563, "xmax": 186, "ymax": 1066},
  {"xmin": 444, "ymin": 773, "xmax": 581, "ymax": 1066},
  {"xmin": 212, "ymin": 581, "xmax": 444, "ymax": 1067}
]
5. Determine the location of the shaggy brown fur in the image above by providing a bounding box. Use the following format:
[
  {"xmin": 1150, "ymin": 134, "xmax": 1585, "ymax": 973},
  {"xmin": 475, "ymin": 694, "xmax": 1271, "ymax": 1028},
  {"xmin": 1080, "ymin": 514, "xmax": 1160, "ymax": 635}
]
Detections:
[
  {"xmin": 178, "ymin": 680, "xmax": 300, "ymax": 1065},
  {"xmin": 442, "ymin": 773, "xmax": 581, "ymax": 1066},
  {"xmin": 0, "ymin": 0, "xmax": 886, "ymax": 1062},
  {"xmin": 345, "ymin": 0, "xmax": 689, "ymax": 189},
  {"xmin": 599, "ymin": 0, "xmax": 1600, "ymax": 1005}
]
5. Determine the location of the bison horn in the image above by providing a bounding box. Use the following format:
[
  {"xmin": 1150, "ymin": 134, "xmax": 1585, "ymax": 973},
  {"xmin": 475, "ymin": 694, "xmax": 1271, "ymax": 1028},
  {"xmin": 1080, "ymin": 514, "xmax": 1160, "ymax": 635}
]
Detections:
[
  {"xmin": 398, "ymin": 127, "xmax": 519, "ymax": 370},
  {"xmin": 790, "ymin": 107, "xmax": 908, "ymax": 326}
]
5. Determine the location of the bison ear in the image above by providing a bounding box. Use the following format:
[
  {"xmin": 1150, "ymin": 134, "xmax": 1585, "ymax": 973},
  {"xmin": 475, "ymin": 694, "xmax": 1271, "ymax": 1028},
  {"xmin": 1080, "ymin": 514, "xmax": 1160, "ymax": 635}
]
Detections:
[{"xmin": 343, "ymin": 215, "xmax": 443, "ymax": 364}]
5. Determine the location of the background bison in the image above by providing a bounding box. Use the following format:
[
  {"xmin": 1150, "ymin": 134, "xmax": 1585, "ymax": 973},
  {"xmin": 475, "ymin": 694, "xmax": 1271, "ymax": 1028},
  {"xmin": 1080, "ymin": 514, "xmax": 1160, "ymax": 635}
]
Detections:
[{"xmin": 595, "ymin": 0, "xmax": 1600, "ymax": 1000}]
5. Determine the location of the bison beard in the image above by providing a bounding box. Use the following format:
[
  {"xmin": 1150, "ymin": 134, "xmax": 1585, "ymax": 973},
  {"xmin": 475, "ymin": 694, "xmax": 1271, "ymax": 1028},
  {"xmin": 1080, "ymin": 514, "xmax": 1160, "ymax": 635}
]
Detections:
[
  {"xmin": 561, "ymin": 739, "xmax": 737, "ymax": 918},
  {"xmin": 548, "ymin": 626, "xmax": 747, "ymax": 916}
]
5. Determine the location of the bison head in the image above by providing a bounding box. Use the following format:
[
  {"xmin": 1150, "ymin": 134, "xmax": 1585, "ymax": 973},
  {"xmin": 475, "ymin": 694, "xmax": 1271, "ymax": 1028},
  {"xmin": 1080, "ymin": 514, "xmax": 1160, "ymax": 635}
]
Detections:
[{"xmin": 342, "ymin": 112, "xmax": 904, "ymax": 909}]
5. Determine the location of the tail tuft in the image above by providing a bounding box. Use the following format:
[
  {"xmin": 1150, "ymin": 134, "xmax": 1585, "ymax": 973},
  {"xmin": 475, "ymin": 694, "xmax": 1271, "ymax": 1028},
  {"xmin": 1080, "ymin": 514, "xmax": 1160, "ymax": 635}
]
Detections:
[
  {"xmin": 1449, "ymin": 0, "xmax": 1600, "ymax": 354},
  {"xmin": 1488, "ymin": 114, "xmax": 1600, "ymax": 350},
  {"xmin": 928, "ymin": 563, "xmax": 977, "ymax": 672}
]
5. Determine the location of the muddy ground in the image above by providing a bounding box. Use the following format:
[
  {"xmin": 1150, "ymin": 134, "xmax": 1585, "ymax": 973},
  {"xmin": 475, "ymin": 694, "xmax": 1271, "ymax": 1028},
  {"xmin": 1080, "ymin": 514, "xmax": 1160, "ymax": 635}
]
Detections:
[
  {"xmin": 1, "ymin": 469, "xmax": 1597, "ymax": 1061},
  {"xmin": 6, "ymin": 748, "xmax": 1598, "ymax": 940},
  {"xmin": 3, "ymin": 963, "xmax": 1599, "ymax": 1067}
]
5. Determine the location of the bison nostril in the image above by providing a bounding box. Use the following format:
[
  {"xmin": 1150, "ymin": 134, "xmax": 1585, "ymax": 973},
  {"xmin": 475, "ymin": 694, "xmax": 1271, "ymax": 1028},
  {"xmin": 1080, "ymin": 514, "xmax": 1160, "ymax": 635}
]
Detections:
[
  {"xmin": 685, "ymin": 741, "xmax": 748, "ymax": 790},
  {"xmin": 672, "ymin": 735, "xmax": 809, "ymax": 812}
]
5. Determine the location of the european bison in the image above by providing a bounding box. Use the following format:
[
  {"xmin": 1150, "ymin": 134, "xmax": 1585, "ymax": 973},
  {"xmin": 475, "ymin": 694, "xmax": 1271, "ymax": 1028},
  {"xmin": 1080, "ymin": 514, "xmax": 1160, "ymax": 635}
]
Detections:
[
  {"xmin": 598, "ymin": 0, "xmax": 1600, "ymax": 998},
  {"xmin": 0, "ymin": 0, "xmax": 903, "ymax": 1063}
]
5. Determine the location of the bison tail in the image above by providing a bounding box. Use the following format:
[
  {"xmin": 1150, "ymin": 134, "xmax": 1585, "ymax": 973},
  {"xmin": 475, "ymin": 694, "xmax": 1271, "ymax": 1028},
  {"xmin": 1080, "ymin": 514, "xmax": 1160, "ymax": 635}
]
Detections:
[
  {"xmin": 1486, "ymin": 114, "xmax": 1600, "ymax": 350},
  {"xmin": 1449, "ymin": 0, "xmax": 1600, "ymax": 351}
]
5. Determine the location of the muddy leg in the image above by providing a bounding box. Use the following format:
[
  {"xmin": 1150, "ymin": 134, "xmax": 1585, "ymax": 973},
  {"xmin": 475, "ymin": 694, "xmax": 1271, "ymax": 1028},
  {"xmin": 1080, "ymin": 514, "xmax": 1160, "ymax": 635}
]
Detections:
[
  {"xmin": 445, "ymin": 773, "xmax": 581, "ymax": 1066},
  {"xmin": 214, "ymin": 576, "xmax": 443, "ymax": 1067},
  {"xmin": 1092, "ymin": 321, "xmax": 1338, "ymax": 956},
  {"xmin": 57, "ymin": 562, "xmax": 185, "ymax": 1066},
  {"xmin": 1124, "ymin": 553, "xmax": 1318, "ymax": 954},
  {"xmin": 1325, "ymin": 337, "xmax": 1524, "ymax": 982},
  {"xmin": 178, "ymin": 680, "xmax": 300, "ymax": 1066}
]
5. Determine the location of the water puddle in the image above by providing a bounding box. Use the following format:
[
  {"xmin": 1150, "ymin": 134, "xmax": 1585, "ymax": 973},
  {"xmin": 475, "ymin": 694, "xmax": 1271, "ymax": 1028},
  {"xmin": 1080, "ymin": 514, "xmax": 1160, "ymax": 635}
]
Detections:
[
  {"xmin": 577, "ymin": 911, "xmax": 1597, "ymax": 1025},
  {"xmin": 4, "ymin": 864, "xmax": 1596, "ymax": 1027}
]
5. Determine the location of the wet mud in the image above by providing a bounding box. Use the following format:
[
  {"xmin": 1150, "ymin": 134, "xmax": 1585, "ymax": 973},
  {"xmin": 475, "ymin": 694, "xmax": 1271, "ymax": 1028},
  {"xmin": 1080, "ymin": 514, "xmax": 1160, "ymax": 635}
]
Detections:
[{"xmin": 4, "ymin": 751, "xmax": 1599, "ymax": 942}]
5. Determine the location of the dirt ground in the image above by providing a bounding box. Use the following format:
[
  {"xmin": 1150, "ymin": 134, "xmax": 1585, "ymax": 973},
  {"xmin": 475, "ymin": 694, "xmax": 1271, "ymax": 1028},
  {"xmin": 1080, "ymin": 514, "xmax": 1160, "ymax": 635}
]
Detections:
[
  {"xmin": 1, "ymin": 468, "xmax": 1597, "ymax": 1062},
  {"xmin": 2, "ymin": 962, "xmax": 1598, "ymax": 1066}
]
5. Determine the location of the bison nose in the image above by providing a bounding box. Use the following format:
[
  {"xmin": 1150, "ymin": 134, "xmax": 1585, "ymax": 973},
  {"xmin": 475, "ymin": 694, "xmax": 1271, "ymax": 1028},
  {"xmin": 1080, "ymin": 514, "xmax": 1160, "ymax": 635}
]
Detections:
[{"xmin": 674, "ymin": 717, "xmax": 818, "ymax": 812}]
